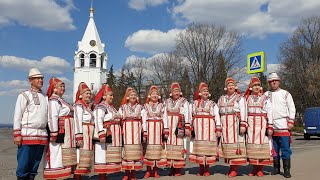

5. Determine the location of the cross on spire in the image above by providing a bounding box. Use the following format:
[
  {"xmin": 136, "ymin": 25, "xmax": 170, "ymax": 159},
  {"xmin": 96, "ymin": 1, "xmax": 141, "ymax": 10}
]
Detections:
[{"xmin": 90, "ymin": 0, "xmax": 94, "ymax": 18}]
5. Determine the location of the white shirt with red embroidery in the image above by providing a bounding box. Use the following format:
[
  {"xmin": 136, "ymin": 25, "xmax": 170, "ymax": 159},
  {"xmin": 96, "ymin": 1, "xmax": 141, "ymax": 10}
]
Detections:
[{"xmin": 13, "ymin": 89, "xmax": 48, "ymax": 145}]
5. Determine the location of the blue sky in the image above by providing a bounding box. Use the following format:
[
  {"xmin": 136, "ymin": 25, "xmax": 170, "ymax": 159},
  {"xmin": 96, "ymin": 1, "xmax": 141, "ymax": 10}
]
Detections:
[{"xmin": 1, "ymin": 0, "xmax": 320, "ymax": 124}]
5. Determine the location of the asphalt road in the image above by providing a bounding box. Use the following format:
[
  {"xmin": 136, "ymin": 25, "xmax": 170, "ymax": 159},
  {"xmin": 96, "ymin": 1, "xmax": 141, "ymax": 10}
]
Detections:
[{"xmin": 0, "ymin": 129, "xmax": 319, "ymax": 180}]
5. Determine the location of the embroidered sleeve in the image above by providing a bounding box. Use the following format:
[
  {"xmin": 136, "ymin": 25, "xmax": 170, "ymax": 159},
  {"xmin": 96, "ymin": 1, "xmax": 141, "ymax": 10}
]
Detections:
[
  {"xmin": 74, "ymin": 104, "xmax": 84, "ymax": 140},
  {"xmin": 286, "ymin": 92, "xmax": 296, "ymax": 124},
  {"xmin": 48, "ymin": 100, "xmax": 62, "ymax": 137},
  {"xmin": 13, "ymin": 93, "xmax": 28, "ymax": 138},
  {"xmin": 141, "ymin": 106, "xmax": 148, "ymax": 132}
]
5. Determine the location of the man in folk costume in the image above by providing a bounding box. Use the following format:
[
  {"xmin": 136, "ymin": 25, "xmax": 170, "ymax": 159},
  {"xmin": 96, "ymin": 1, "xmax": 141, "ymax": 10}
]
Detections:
[
  {"xmin": 73, "ymin": 82, "xmax": 94, "ymax": 180},
  {"xmin": 218, "ymin": 77, "xmax": 247, "ymax": 178},
  {"xmin": 44, "ymin": 77, "xmax": 77, "ymax": 180},
  {"xmin": 13, "ymin": 68, "xmax": 48, "ymax": 180},
  {"xmin": 163, "ymin": 82, "xmax": 191, "ymax": 176},
  {"xmin": 119, "ymin": 87, "xmax": 143, "ymax": 180},
  {"xmin": 265, "ymin": 73, "xmax": 296, "ymax": 178},
  {"xmin": 244, "ymin": 76, "xmax": 274, "ymax": 177},
  {"xmin": 190, "ymin": 82, "xmax": 221, "ymax": 176},
  {"xmin": 93, "ymin": 84, "xmax": 122, "ymax": 180},
  {"xmin": 141, "ymin": 86, "xmax": 167, "ymax": 178}
]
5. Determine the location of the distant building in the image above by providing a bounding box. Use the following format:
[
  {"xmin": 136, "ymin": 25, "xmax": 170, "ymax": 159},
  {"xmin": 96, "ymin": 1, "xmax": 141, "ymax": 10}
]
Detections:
[{"xmin": 73, "ymin": 5, "xmax": 107, "ymax": 101}]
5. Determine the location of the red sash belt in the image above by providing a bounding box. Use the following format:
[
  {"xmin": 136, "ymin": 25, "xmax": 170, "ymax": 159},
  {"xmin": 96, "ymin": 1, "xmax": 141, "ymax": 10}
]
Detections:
[
  {"xmin": 103, "ymin": 120, "xmax": 121, "ymax": 128},
  {"xmin": 58, "ymin": 115, "xmax": 73, "ymax": 134},
  {"xmin": 193, "ymin": 115, "xmax": 215, "ymax": 119},
  {"xmin": 248, "ymin": 113, "xmax": 267, "ymax": 117},
  {"xmin": 146, "ymin": 119, "xmax": 162, "ymax": 123}
]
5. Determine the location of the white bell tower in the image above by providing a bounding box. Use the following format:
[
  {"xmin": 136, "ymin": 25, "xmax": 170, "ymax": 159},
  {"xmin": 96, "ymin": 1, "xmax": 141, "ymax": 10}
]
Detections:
[{"xmin": 73, "ymin": 3, "xmax": 108, "ymax": 101}]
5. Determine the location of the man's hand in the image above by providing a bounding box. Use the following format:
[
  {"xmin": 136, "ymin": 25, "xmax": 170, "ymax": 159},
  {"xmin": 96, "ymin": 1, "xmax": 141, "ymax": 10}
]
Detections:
[
  {"xmin": 76, "ymin": 140, "xmax": 83, "ymax": 147},
  {"xmin": 14, "ymin": 136, "xmax": 22, "ymax": 147},
  {"xmin": 288, "ymin": 123, "xmax": 294, "ymax": 130},
  {"xmin": 268, "ymin": 129, "xmax": 273, "ymax": 136}
]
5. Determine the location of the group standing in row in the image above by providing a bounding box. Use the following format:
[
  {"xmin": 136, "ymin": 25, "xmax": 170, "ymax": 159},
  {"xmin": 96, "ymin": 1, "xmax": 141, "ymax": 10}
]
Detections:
[{"xmin": 13, "ymin": 68, "xmax": 296, "ymax": 180}]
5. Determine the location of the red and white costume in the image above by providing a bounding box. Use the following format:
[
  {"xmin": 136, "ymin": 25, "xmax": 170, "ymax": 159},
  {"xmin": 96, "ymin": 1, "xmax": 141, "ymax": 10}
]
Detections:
[
  {"xmin": 141, "ymin": 86, "xmax": 167, "ymax": 168},
  {"xmin": 13, "ymin": 89, "xmax": 48, "ymax": 145},
  {"xmin": 190, "ymin": 83, "xmax": 221, "ymax": 166},
  {"xmin": 44, "ymin": 78, "xmax": 76, "ymax": 179},
  {"xmin": 244, "ymin": 77, "xmax": 273, "ymax": 166},
  {"xmin": 119, "ymin": 88, "xmax": 143, "ymax": 171},
  {"xmin": 264, "ymin": 90, "xmax": 296, "ymax": 136},
  {"xmin": 73, "ymin": 83, "xmax": 94, "ymax": 175},
  {"xmin": 93, "ymin": 85, "xmax": 122, "ymax": 175},
  {"xmin": 163, "ymin": 83, "xmax": 190, "ymax": 168},
  {"xmin": 218, "ymin": 78, "xmax": 247, "ymax": 165}
]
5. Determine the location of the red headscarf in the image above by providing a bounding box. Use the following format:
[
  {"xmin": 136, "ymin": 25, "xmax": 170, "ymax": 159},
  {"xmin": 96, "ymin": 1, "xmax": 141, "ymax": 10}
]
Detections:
[
  {"xmin": 94, "ymin": 84, "xmax": 113, "ymax": 106},
  {"xmin": 146, "ymin": 85, "xmax": 161, "ymax": 103},
  {"xmin": 75, "ymin": 82, "xmax": 91, "ymax": 107},
  {"xmin": 224, "ymin": 77, "xmax": 241, "ymax": 94},
  {"xmin": 46, "ymin": 77, "xmax": 64, "ymax": 97},
  {"xmin": 194, "ymin": 82, "xmax": 209, "ymax": 100},
  {"xmin": 244, "ymin": 76, "xmax": 263, "ymax": 100},
  {"xmin": 121, "ymin": 87, "xmax": 139, "ymax": 105}
]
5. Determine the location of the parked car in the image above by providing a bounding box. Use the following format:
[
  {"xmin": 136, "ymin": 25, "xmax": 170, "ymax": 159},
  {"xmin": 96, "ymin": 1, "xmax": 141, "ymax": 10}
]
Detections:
[{"xmin": 303, "ymin": 107, "xmax": 320, "ymax": 139}]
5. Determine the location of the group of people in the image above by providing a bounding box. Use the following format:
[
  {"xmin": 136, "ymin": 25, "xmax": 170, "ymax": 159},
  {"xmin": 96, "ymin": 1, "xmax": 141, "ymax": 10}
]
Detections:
[{"xmin": 13, "ymin": 68, "xmax": 296, "ymax": 180}]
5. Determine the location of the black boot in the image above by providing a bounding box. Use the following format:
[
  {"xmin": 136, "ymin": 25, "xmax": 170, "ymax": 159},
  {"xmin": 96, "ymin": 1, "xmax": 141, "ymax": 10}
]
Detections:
[
  {"xmin": 283, "ymin": 159, "xmax": 292, "ymax": 178},
  {"xmin": 273, "ymin": 158, "xmax": 280, "ymax": 175},
  {"xmin": 17, "ymin": 177, "xmax": 25, "ymax": 180}
]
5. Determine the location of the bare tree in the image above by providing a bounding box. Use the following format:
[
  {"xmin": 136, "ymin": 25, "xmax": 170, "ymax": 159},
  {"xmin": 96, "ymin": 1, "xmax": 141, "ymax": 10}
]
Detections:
[
  {"xmin": 279, "ymin": 16, "xmax": 320, "ymax": 113},
  {"xmin": 175, "ymin": 23, "xmax": 243, "ymax": 99}
]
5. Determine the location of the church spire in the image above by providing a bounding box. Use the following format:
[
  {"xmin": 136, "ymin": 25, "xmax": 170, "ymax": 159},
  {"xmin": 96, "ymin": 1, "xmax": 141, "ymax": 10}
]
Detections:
[{"xmin": 90, "ymin": 0, "xmax": 94, "ymax": 18}]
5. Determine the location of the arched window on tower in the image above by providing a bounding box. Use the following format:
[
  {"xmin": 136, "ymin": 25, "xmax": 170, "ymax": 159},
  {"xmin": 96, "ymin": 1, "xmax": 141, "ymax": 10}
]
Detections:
[
  {"xmin": 100, "ymin": 55, "xmax": 104, "ymax": 69},
  {"xmin": 80, "ymin": 54, "xmax": 85, "ymax": 67},
  {"xmin": 90, "ymin": 54, "xmax": 96, "ymax": 67}
]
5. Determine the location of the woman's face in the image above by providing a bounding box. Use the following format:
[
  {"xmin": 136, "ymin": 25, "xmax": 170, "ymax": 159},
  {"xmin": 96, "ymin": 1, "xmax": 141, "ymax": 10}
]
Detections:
[
  {"xmin": 252, "ymin": 84, "xmax": 261, "ymax": 95},
  {"xmin": 129, "ymin": 91, "xmax": 137, "ymax": 104},
  {"xmin": 105, "ymin": 92, "xmax": 114, "ymax": 105},
  {"xmin": 56, "ymin": 83, "xmax": 65, "ymax": 97},
  {"xmin": 172, "ymin": 89, "xmax": 181, "ymax": 100},
  {"xmin": 82, "ymin": 90, "xmax": 92, "ymax": 104},
  {"xmin": 226, "ymin": 83, "xmax": 236, "ymax": 94},
  {"xmin": 201, "ymin": 88, "xmax": 209, "ymax": 100},
  {"xmin": 150, "ymin": 91, "xmax": 159, "ymax": 103}
]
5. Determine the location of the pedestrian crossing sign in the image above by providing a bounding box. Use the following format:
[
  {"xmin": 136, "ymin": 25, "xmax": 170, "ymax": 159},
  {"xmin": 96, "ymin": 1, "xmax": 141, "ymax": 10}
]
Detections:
[{"xmin": 247, "ymin": 51, "xmax": 265, "ymax": 74}]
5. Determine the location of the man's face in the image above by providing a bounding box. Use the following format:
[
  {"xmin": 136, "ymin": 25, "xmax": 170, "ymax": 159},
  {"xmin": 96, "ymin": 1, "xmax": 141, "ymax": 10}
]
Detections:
[
  {"xmin": 269, "ymin": 80, "xmax": 280, "ymax": 91},
  {"xmin": 29, "ymin": 77, "xmax": 44, "ymax": 90}
]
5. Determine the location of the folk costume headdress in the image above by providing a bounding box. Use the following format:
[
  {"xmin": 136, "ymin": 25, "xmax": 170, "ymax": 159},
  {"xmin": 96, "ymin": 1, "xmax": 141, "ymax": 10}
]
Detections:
[
  {"xmin": 121, "ymin": 87, "xmax": 139, "ymax": 105},
  {"xmin": 146, "ymin": 85, "xmax": 161, "ymax": 103},
  {"xmin": 194, "ymin": 82, "xmax": 211, "ymax": 100},
  {"xmin": 75, "ymin": 82, "xmax": 91, "ymax": 107},
  {"xmin": 224, "ymin": 77, "xmax": 241, "ymax": 94},
  {"xmin": 169, "ymin": 82, "xmax": 183, "ymax": 97},
  {"xmin": 46, "ymin": 77, "xmax": 63, "ymax": 97},
  {"xmin": 94, "ymin": 84, "xmax": 113, "ymax": 105},
  {"xmin": 244, "ymin": 76, "xmax": 263, "ymax": 100}
]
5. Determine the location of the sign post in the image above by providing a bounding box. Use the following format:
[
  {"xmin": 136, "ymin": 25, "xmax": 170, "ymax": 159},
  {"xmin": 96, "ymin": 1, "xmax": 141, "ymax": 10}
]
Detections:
[{"xmin": 247, "ymin": 51, "xmax": 265, "ymax": 74}]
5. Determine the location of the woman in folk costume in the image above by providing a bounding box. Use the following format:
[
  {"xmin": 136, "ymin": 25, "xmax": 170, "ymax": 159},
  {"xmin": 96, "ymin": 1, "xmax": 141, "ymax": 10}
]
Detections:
[
  {"xmin": 73, "ymin": 82, "xmax": 94, "ymax": 180},
  {"xmin": 119, "ymin": 87, "xmax": 143, "ymax": 180},
  {"xmin": 141, "ymin": 86, "xmax": 167, "ymax": 178},
  {"xmin": 163, "ymin": 82, "xmax": 191, "ymax": 176},
  {"xmin": 44, "ymin": 77, "xmax": 76, "ymax": 180},
  {"xmin": 189, "ymin": 82, "xmax": 221, "ymax": 176},
  {"xmin": 218, "ymin": 77, "xmax": 247, "ymax": 178},
  {"xmin": 244, "ymin": 76, "xmax": 274, "ymax": 177},
  {"xmin": 93, "ymin": 84, "xmax": 122, "ymax": 180}
]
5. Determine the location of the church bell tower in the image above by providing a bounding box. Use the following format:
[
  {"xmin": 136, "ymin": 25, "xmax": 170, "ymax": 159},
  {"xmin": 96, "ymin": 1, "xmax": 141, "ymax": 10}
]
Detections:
[{"xmin": 73, "ymin": 3, "xmax": 107, "ymax": 101}]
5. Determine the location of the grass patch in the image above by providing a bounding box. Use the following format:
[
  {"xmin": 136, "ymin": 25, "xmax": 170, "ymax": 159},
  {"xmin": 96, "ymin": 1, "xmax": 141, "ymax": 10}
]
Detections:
[{"xmin": 292, "ymin": 126, "xmax": 304, "ymax": 133}]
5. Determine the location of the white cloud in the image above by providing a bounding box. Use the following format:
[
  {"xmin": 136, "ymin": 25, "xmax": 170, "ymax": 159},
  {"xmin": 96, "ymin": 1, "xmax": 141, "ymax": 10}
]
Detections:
[
  {"xmin": 125, "ymin": 29, "xmax": 184, "ymax": 54},
  {"xmin": 129, "ymin": 0, "xmax": 168, "ymax": 10},
  {"xmin": 0, "ymin": 77, "xmax": 73, "ymax": 103},
  {"xmin": 267, "ymin": 63, "xmax": 281, "ymax": 74},
  {"xmin": 172, "ymin": 0, "xmax": 320, "ymax": 37},
  {"xmin": 0, "ymin": 55, "xmax": 71, "ymax": 75},
  {"xmin": 0, "ymin": 0, "xmax": 75, "ymax": 31}
]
